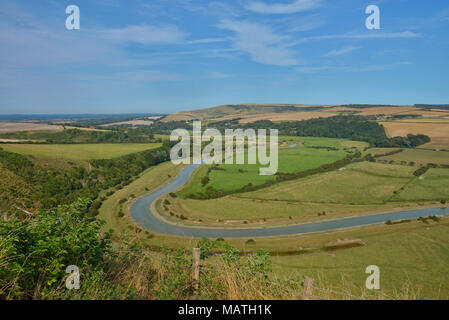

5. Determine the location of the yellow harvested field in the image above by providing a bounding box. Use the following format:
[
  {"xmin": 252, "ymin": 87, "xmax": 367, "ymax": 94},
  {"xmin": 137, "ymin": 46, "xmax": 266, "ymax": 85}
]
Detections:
[
  {"xmin": 99, "ymin": 120, "xmax": 154, "ymax": 127},
  {"xmin": 396, "ymin": 110, "xmax": 449, "ymax": 117},
  {"xmin": 236, "ymin": 111, "xmax": 335, "ymax": 123},
  {"xmin": 63, "ymin": 126, "xmax": 110, "ymax": 132},
  {"xmin": 357, "ymin": 106, "xmax": 417, "ymax": 116},
  {"xmin": 393, "ymin": 118, "xmax": 449, "ymax": 123},
  {"xmin": 380, "ymin": 121, "xmax": 449, "ymax": 149},
  {"xmin": 0, "ymin": 122, "xmax": 62, "ymax": 133},
  {"xmin": 326, "ymin": 107, "xmax": 360, "ymax": 112}
]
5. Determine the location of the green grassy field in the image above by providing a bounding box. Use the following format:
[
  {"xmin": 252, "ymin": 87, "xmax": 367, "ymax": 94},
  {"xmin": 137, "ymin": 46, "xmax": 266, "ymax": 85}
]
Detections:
[
  {"xmin": 268, "ymin": 218, "xmax": 449, "ymax": 299},
  {"xmin": 167, "ymin": 161, "xmax": 447, "ymax": 225},
  {"xmin": 247, "ymin": 161, "xmax": 415, "ymax": 204},
  {"xmin": 278, "ymin": 136, "xmax": 368, "ymax": 150},
  {"xmin": 1, "ymin": 143, "xmax": 162, "ymax": 160},
  {"xmin": 378, "ymin": 149, "xmax": 449, "ymax": 165},
  {"xmin": 391, "ymin": 168, "xmax": 449, "ymax": 202},
  {"xmin": 177, "ymin": 137, "xmax": 360, "ymax": 197},
  {"xmin": 362, "ymin": 147, "xmax": 402, "ymax": 156}
]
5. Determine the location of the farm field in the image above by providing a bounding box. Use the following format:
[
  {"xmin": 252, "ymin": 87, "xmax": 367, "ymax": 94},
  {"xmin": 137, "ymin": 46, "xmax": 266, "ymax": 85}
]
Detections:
[
  {"xmin": 99, "ymin": 120, "xmax": 154, "ymax": 127},
  {"xmin": 226, "ymin": 111, "xmax": 336, "ymax": 123},
  {"xmin": 378, "ymin": 149, "xmax": 449, "ymax": 165},
  {"xmin": 269, "ymin": 217, "xmax": 449, "ymax": 299},
  {"xmin": 0, "ymin": 122, "xmax": 62, "ymax": 132},
  {"xmin": 391, "ymin": 168, "xmax": 449, "ymax": 202},
  {"xmin": 177, "ymin": 137, "xmax": 355, "ymax": 197},
  {"xmin": 170, "ymin": 161, "xmax": 425, "ymax": 224},
  {"xmin": 380, "ymin": 121, "xmax": 449, "ymax": 149},
  {"xmin": 278, "ymin": 136, "xmax": 368, "ymax": 150},
  {"xmin": 362, "ymin": 147, "xmax": 402, "ymax": 156},
  {"xmin": 1, "ymin": 143, "xmax": 162, "ymax": 160},
  {"xmin": 244, "ymin": 161, "xmax": 416, "ymax": 204}
]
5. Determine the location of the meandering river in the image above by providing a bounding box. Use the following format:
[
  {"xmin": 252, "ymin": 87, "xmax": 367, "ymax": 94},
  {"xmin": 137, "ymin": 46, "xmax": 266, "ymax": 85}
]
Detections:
[{"xmin": 131, "ymin": 163, "xmax": 449, "ymax": 238}]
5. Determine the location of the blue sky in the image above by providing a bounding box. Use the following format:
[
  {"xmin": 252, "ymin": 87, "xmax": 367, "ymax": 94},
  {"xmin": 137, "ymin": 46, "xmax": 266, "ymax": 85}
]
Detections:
[{"xmin": 0, "ymin": 0, "xmax": 448, "ymax": 114}]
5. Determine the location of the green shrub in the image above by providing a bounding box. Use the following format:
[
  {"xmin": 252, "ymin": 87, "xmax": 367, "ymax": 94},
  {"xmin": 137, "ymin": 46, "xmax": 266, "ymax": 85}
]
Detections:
[{"xmin": 0, "ymin": 198, "xmax": 111, "ymax": 299}]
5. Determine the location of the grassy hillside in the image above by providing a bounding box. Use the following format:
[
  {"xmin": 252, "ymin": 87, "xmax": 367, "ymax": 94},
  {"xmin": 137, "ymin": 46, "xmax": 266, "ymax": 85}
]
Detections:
[{"xmin": 1, "ymin": 143, "xmax": 162, "ymax": 160}]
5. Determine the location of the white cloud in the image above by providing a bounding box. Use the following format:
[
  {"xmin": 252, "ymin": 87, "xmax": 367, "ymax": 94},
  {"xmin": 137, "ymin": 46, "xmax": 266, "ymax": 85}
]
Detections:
[
  {"xmin": 246, "ymin": 0, "xmax": 322, "ymax": 14},
  {"xmin": 323, "ymin": 46, "xmax": 359, "ymax": 57},
  {"xmin": 216, "ymin": 19, "xmax": 301, "ymax": 66}
]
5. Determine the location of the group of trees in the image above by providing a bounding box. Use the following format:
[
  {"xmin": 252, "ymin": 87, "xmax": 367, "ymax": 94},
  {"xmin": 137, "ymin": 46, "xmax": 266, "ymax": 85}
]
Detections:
[
  {"xmin": 209, "ymin": 116, "xmax": 431, "ymax": 148},
  {"xmin": 0, "ymin": 128, "xmax": 161, "ymax": 144}
]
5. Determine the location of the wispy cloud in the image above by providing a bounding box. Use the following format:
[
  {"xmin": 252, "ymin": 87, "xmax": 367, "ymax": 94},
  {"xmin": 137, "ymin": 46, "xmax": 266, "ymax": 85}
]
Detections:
[
  {"xmin": 180, "ymin": 0, "xmax": 242, "ymax": 17},
  {"xmin": 289, "ymin": 15, "xmax": 326, "ymax": 32},
  {"xmin": 296, "ymin": 61, "xmax": 413, "ymax": 73},
  {"xmin": 246, "ymin": 0, "xmax": 322, "ymax": 14},
  {"xmin": 304, "ymin": 31, "xmax": 422, "ymax": 42},
  {"xmin": 323, "ymin": 46, "xmax": 359, "ymax": 57},
  {"xmin": 216, "ymin": 19, "xmax": 301, "ymax": 66}
]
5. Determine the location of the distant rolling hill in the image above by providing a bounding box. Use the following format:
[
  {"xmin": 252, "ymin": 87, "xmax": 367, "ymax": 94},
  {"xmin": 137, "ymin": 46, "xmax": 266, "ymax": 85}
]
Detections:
[
  {"xmin": 161, "ymin": 104, "xmax": 329, "ymax": 122},
  {"xmin": 162, "ymin": 103, "xmax": 449, "ymax": 124}
]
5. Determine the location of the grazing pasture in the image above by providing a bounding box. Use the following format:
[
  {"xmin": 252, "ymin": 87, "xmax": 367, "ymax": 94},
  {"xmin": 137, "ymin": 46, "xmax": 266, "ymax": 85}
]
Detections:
[
  {"xmin": 1, "ymin": 143, "xmax": 162, "ymax": 160},
  {"xmin": 270, "ymin": 218, "xmax": 449, "ymax": 299},
  {"xmin": 391, "ymin": 168, "xmax": 449, "ymax": 202},
  {"xmin": 177, "ymin": 141, "xmax": 349, "ymax": 196},
  {"xmin": 378, "ymin": 149, "xmax": 449, "ymax": 165},
  {"xmin": 170, "ymin": 161, "xmax": 430, "ymax": 225},
  {"xmin": 244, "ymin": 162, "xmax": 415, "ymax": 205}
]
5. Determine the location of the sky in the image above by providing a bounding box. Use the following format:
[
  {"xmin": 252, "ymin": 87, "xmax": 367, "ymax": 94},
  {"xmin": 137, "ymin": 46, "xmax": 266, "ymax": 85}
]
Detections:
[{"xmin": 0, "ymin": 0, "xmax": 448, "ymax": 114}]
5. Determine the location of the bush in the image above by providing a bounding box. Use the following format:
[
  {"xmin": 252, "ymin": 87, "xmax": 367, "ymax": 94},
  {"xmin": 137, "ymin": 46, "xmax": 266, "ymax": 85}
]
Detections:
[
  {"xmin": 201, "ymin": 176, "xmax": 210, "ymax": 186},
  {"xmin": 0, "ymin": 198, "xmax": 111, "ymax": 299}
]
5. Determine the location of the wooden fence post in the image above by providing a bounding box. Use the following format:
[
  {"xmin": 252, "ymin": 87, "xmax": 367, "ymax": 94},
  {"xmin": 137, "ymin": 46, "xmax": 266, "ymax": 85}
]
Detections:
[
  {"xmin": 192, "ymin": 248, "xmax": 201, "ymax": 290},
  {"xmin": 303, "ymin": 276, "xmax": 314, "ymax": 300}
]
